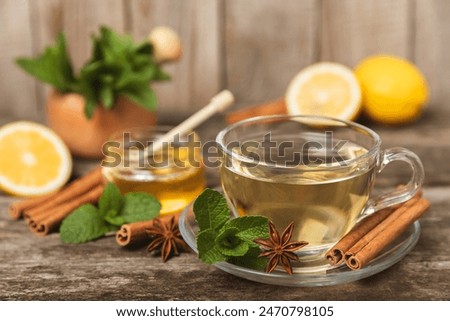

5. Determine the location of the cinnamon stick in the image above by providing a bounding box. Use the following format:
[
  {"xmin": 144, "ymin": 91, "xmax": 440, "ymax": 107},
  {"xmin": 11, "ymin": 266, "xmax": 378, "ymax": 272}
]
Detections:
[
  {"xmin": 28, "ymin": 184, "xmax": 104, "ymax": 236},
  {"xmin": 226, "ymin": 98, "xmax": 287, "ymax": 124},
  {"xmin": 8, "ymin": 192, "xmax": 57, "ymax": 220},
  {"xmin": 344, "ymin": 197, "xmax": 430, "ymax": 270},
  {"xmin": 326, "ymin": 191, "xmax": 422, "ymax": 265},
  {"xmin": 23, "ymin": 167, "xmax": 103, "ymax": 220},
  {"xmin": 326, "ymin": 207, "xmax": 396, "ymax": 266},
  {"xmin": 116, "ymin": 212, "xmax": 181, "ymax": 247}
]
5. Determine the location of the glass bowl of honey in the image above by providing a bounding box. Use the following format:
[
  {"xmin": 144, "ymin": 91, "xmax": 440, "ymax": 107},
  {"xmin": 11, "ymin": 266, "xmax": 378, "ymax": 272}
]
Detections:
[{"xmin": 101, "ymin": 126, "xmax": 206, "ymax": 216}]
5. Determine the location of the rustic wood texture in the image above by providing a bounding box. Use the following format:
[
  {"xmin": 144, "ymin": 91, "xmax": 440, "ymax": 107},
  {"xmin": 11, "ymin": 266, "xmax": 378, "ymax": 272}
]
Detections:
[
  {"xmin": 0, "ymin": 188, "xmax": 448, "ymax": 300},
  {"xmin": 321, "ymin": 0, "xmax": 414, "ymax": 66},
  {"xmin": 0, "ymin": 0, "xmax": 40, "ymax": 120},
  {"xmin": 225, "ymin": 0, "xmax": 320, "ymax": 104},
  {"xmin": 127, "ymin": 0, "xmax": 223, "ymax": 123},
  {"xmin": 414, "ymin": 0, "xmax": 450, "ymax": 109},
  {"xmin": 29, "ymin": 0, "xmax": 64, "ymax": 113},
  {"xmin": 1, "ymin": 113, "xmax": 450, "ymax": 300},
  {"xmin": 1, "ymin": 0, "xmax": 449, "ymax": 120},
  {"xmin": 61, "ymin": 0, "xmax": 126, "ymax": 70}
]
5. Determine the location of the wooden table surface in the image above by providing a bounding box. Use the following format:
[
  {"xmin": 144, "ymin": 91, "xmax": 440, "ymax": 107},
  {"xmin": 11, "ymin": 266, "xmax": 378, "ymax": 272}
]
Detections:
[{"xmin": 1, "ymin": 112, "xmax": 449, "ymax": 301}]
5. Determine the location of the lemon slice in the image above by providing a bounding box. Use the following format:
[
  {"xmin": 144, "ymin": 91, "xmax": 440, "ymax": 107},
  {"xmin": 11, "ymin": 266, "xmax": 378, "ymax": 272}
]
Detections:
[
  {"xmin": 285, "ymin": 62, "xmax": 362, "ymax": 120},
  {"xmin": 0, "ymin": 121, "xmax": 72, "ymax": 196}
]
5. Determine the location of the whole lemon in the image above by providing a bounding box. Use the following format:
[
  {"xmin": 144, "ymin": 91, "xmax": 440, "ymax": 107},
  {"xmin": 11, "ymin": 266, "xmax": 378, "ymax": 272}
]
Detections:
[{"xmin": 354, "ymin": 55, "xmax": 428, "ymax": 125}]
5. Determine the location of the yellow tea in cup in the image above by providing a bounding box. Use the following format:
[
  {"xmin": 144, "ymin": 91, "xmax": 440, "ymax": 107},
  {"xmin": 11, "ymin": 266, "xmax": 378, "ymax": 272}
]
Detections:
[{"xmin": 221, "ymin": 143, "xmax": 374, "ymax": 252}]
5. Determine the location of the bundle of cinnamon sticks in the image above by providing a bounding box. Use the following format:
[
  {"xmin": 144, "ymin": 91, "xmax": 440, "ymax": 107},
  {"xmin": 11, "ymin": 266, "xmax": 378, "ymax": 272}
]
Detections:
[
  {"xmin": 326, "ymin": 192, "xmax": 430, "ymax": 270},
  {"xmin": 9, "ymin": 167, "xmax": 105, "ymax": 236},
  {"xmin": 9, "ymin": 166, "xmax": 177, "ymax": 245}
]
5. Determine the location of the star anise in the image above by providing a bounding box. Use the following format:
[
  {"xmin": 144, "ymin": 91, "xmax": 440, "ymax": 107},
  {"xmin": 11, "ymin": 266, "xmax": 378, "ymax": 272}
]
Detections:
[
  {"xmin": 146, "ymin": 216, "xmax": 189, "ymax": 262},
  {"xmin": 254, "ymin": 221, "xmax": 308, "ymax": 275}
]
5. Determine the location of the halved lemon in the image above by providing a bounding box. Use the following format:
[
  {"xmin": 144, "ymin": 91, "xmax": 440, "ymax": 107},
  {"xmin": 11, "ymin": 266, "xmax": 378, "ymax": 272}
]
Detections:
[
  {"xmin": 0, "ymin": 121, "xmax": 72, "ymax": 196},
  {"xmin": 285, "ymin": 62, "xmax": 362, "ymax": 120}
]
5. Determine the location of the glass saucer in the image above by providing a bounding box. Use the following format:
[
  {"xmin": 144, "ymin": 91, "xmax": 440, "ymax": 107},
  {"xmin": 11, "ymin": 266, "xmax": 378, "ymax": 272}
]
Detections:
[{"xmin": 178, "ymin": 200, "xmax": 421, "ymax": 287}]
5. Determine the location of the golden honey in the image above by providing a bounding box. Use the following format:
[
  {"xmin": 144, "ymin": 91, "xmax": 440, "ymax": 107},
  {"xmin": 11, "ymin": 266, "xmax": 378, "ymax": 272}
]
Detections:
[{"xmin": 102, "ymin": 127, "xmax": 205, "ymax": 215}]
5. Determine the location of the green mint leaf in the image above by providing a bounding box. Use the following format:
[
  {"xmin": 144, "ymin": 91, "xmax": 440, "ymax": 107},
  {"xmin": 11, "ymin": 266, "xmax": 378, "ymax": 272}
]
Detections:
[
  {"xmin": 98, "ymin": 183, "xmax": 123, "ymax": 219},
  {"xmin": 104, "ymin": 215, "xmax": 126, "ymax": 226},
  {"xmin": 84, "ymin": 96, "xmax": 96, "ymax": 119},
  {"xmin": 214, "ymin": 227, "xmax": 249, "ymax": 257},
  {"xmin": 223, "ymin": 215, "xmax": 269, "ymax": 245},
  {"xmin": 16, "ymin": 33, "xmax": 76, "ymax": 92},
  {"xmin": 196, "ymin": 229, "xmax": 227, "ymax": 264},
  {"xmin": 98, "ymin": 26, "xmax": 132, "ymax": 57},
  {"xmin": 193, "ymin": 188, "xmax": 229, "ymax": 232},
  {"xmin": 123, "ymin": 86, "xmax": 157, "ymax": 111},
  {"xmin": 99, "ymin": 85, "xmax": 114, "ymax": 108},
  {"xmin": 79, "ymin": 60, "xmax": 104, "ymax": 78},
  {"xmin": 226, "ymin": 247, "xmax": 268, "ymax": 271},
  {"xmin": 130, "ymin": 55, "xmax": 152, "ymax": 69},
  {"xmin": 105, "ymin": 222, "xmax": 120, "ymax": 233},
  {"xmin": 60, "ymin": 204, "xmax": 111, "ymax": 243},
  {"xmin": 153, "ymin": 68, "xmax": 171, "ymax": 81},
  {"xmin": 117, "ymin": 192, "xmax": 161, "ymax": 225},
  {"xmin": 134, "ymin": 41, "xmax": 152, "ymax": 55},
  {"xmin": 91, "ymin": 36, "xmax": 103, "ymax": 61},
  {"xmin": 115, "ymin": 68, "xmax": 156, "ymax": 90}
]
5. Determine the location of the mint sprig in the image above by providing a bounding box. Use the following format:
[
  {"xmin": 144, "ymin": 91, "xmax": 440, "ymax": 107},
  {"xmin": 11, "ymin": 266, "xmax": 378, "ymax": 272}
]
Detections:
[
  {"xmin": 16, "ymin": 26, "xmax": 170, "ymax": 119},
  {"xmin": 16, "ymin": 34, "xmax": 77, "ymax": 93},
  {"xmin": 193, "ymin": 189, "xmax": 269, "ymax": 269},
  {"xmin": 60, "ymin": 183, "xmax": 161, "ymax": 243}
]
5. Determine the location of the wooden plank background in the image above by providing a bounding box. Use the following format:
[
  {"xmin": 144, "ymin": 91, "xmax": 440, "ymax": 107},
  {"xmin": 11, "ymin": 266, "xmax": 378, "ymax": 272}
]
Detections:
[{"xmin": 0, "ymin": 0, "xmax": 448, "ymax": 123}]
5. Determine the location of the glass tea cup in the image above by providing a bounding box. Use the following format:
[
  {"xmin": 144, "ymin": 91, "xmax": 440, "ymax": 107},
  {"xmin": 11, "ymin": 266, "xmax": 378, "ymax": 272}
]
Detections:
[
  {"xmin": 102, "ymin": 126, "xmax": 206, "ymax": 216},
  {"xmin": 216, "ymin": 115, "xmax": 424, "ymax": 269}
]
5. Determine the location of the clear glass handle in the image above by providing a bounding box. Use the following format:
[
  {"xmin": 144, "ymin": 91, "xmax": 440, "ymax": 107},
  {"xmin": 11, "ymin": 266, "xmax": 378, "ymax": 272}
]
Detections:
[{"xmin": 364, "ymin": 147, "xmax": 424, "ymax": 215}]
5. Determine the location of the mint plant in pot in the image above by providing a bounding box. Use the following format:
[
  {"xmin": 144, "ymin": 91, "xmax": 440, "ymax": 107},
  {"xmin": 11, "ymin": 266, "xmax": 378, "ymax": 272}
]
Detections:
[{"xmin": 16, "ymin": 26, "xmax": 181, "ymax": 158}]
